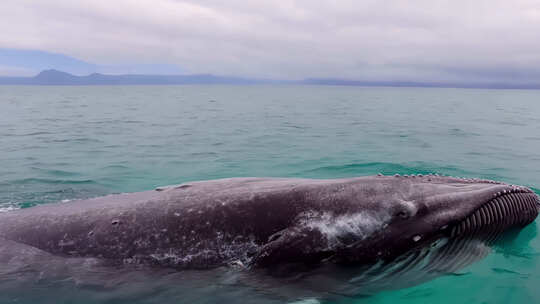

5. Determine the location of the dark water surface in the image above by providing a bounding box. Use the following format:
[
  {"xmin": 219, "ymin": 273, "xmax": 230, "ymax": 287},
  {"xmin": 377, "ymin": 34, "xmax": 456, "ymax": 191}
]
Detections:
[{"xmin": 1, "ymin": 85, "xmax": 540, "ymax": 303}]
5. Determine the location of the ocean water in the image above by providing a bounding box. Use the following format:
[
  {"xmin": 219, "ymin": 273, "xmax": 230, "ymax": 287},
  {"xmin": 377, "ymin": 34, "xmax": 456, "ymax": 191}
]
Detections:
[{"xmin": 1, "ymin": 85, "xmax": 540, "ymax": 303}]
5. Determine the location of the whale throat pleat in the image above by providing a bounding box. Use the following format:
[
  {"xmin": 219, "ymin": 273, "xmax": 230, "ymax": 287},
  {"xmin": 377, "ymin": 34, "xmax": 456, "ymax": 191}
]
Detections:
[{"xmin": 450, "ymin": 192, "xmax": 539, "ymax": 242}]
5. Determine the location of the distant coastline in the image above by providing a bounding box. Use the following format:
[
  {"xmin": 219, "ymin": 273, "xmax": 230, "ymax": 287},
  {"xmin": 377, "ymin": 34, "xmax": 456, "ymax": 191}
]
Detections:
[{"xmin": 0, "ymin": 69, "xmax": 538, "ymax": 89}]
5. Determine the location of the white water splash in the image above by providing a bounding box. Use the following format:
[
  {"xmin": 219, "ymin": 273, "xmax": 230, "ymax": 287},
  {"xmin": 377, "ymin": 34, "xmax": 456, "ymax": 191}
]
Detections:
[{"xmin": 0, "ymin": 206, "xmax": 18, "ymax": 213}]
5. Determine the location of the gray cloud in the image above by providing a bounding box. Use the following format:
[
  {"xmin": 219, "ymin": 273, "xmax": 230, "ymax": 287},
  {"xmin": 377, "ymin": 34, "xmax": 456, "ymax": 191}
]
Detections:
[{"xmin": 1, "ymin": 0, "xmax": 540, "ymax": 83}]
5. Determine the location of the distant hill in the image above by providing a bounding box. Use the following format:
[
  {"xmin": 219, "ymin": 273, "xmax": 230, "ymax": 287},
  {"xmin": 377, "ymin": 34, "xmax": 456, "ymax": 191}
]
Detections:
[
  {"xmin": 301, "ymin": 78, "xmax": 540, "ymax": 89},
  {"xmin": 0, "ymin": 69, "xmax": 276, "ymax": 85},
  {"xmin": 0, "ymin": 70, "xmax": 538, "ymax": 89}
]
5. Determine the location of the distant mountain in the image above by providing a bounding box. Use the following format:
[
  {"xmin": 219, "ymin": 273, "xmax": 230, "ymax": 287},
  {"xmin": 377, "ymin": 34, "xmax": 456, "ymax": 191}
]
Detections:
[
  {"xmin": 0, "ymin": 69, "xmax": 277, "ymax": 85},
  {"xmin": 33, "ymin": 69, "xmax": 79, "ymax": 84},
  {"xmin": 0, "ymin": 70, "xmax": 538, "ymax": 89},
  {"xmin": 302, "ymin": 78, "xmax": 540, "ymax": 89}
]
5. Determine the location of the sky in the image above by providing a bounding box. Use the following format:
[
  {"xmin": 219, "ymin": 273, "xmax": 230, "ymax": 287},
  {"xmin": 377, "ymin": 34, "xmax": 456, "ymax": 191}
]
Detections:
[{"xmin": 0, "ymin": 0, "xmax": 539, "ymax": 84}]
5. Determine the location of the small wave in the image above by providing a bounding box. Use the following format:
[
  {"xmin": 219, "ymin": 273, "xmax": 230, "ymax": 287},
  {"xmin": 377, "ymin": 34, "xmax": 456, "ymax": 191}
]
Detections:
[
  {"xmin": 499, "ymin": 121, "xmax": 528, "ymax": 127},
  {"xmin": 190, "ymin": 152, "xmax": 218, "ymax": 157},
  {"xmin": 299, "ymin": 162, "xmax": 432, "ymax": 176},
  {"xmin": 30, "ymin": 167, "xmax": 81, "ymax": 177},
  {"xmin": 18, "ymin": 131, "xmax": 53, "ymax": 136},
  {"xmin": 41, "ymin": 118, "xmax": 69, "ymax": 122},
  {"xmin": 11, "ymin": 178, "xmax": 98, "ymax": 185},
  {"xmin": 491, "ymin": 267, "xmax": 526, "ymax": 276},
  {"xmin": 281, "ymin": 122, "xmax": 308, "ymax": 129},
  {"xmin": 101, "ymin": 164, "xmax": 130, "ymax": 170},
  {"xmin": 448, "ymin": 128, "xmax": 481, "ymax": 137},
  {"xmin": 48, "ymin": 137, "xmax": 103, "ymax": 143}
]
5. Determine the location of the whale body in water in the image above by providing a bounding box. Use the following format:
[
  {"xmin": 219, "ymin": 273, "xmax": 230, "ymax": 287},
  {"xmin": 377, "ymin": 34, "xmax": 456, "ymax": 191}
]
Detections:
[{"xmin": 0, "ymin": 175, "xmax": 538, "ymax": 301}]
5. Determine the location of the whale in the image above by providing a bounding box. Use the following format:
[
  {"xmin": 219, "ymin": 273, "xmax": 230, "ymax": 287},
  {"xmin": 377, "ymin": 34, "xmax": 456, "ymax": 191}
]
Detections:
[
  {"xmin": 0, "ymin": 174, "xmax": 540, "ymax": 303},
  {"xmin": 0, "ymin": 175, "xmax": 538, "ymax": 301}
]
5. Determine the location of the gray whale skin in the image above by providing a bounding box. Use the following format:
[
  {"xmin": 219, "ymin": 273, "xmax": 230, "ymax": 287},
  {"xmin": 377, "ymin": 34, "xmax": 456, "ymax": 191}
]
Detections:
[{"xmin": 0, "ymin": 175, "xmax": 538, "ymax": 272}]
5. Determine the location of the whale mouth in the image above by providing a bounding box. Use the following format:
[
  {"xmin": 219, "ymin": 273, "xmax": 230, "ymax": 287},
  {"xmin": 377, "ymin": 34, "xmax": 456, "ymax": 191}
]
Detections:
[
  {"xmin": 342, "ymin": 191, "xmax": 540, "ymax": 293},
  {"xmin": 449, "ymin": 191, "xmax": 540, "ymax": 242}
]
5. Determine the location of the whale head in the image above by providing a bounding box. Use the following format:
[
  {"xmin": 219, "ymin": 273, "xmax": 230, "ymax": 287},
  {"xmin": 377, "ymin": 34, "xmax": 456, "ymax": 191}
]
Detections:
[
  {"xmin": 252, "ymin": 175, "xmax": 539, "ymax": 275},
  {"xmin": 337, "ymin": 175, "xmax": 538, "ymax": 263}
]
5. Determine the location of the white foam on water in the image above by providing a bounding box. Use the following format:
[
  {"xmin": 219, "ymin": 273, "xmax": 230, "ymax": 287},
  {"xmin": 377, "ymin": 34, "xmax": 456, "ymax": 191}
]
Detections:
[{"xmin": 0, "ymin": 206, "xmax": 19, "ymax": 213}]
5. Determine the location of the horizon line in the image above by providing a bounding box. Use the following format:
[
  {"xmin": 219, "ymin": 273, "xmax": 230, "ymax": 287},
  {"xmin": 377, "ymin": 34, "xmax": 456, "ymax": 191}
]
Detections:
[{"xmin": 0, "ymin": 69, "xmax": 539, "ymax": 90}]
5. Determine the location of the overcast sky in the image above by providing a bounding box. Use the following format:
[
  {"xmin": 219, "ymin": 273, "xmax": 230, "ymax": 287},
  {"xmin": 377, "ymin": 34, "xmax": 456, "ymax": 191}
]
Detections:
[{"xmin": 1, "ymin": 0, "xmax": 540, "ymax": 84}]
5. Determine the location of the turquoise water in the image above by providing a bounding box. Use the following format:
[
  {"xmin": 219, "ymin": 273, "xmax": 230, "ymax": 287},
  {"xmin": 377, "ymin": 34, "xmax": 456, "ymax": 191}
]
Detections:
[{"xmin": 1, "ymin": 85, "xmax": 540, "ymax": 303}]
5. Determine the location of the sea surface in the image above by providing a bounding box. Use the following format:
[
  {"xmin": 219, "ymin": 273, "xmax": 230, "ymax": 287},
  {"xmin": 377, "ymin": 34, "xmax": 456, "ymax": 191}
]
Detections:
[{"xmin": 1, "ymin": 85, "xmax": 540, "ymax": 303}]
